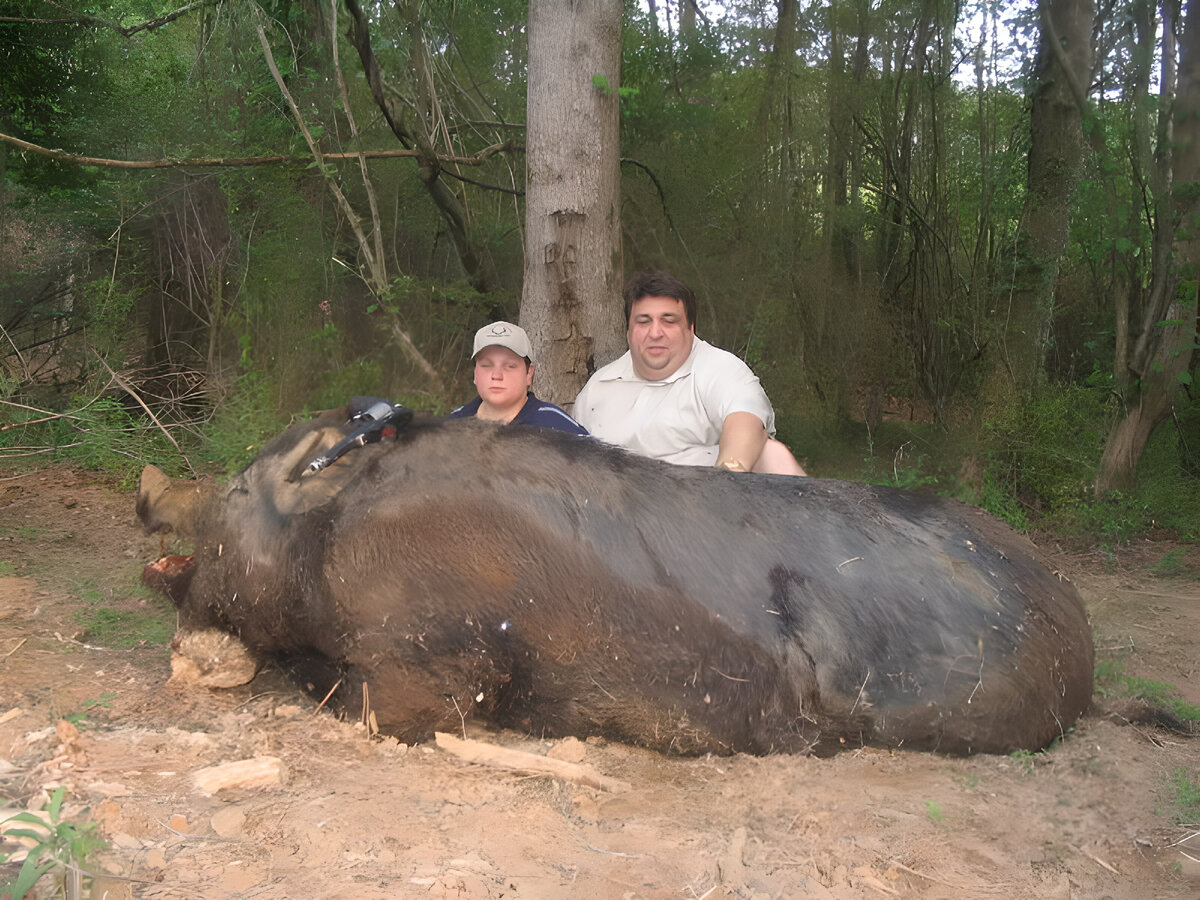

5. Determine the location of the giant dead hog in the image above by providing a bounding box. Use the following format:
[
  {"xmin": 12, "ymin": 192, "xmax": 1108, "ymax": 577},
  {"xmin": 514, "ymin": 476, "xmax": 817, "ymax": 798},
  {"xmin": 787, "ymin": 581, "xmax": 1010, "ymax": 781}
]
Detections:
[{"xmin": 137, "ymin": 408, "xmax": 1094, "ymax": 756}]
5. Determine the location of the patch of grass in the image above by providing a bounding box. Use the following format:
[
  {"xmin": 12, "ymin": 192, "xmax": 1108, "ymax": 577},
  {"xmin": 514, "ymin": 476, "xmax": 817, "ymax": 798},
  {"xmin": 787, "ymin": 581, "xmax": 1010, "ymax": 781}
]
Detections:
[
  {"xmin": 1149, "ymin": 548, "xmax": 1196, "ymax": 578},
  {"xmin": 73, "ymin": 603, "xmax": 174, "ymax": 649},
  {"xmin": 954, "ymin": 771, "xmax": 980, "ymax": 791},
  {"xmin": 1094, "ymin": 661, "xmax": 1200, "ymax": 724},
  {"xmin": 1008, "ymin": 748, "xmax": 1039, "ymax": 776},
  {"xmin": 69, "ymin": 578, "xmax": 176, "ymax": 649},
  {"xmin": 0, "ymin": 525, "xmax": 45, "ymax": 541},
  {"xmin": 923, "ymin": 799, "xmax": 945, "ymax": 823},
  {"xmin": 63, "ymin": 692, "xmax": 118, "ymax": 727},
  {"xmin": 1161, "ymin": 768, "xmax": 1200, "ymax": 826},
  {"xmin": 0, "ymin": 785, "xmax": 106, "ymax": 899},
  {"xmin": 0, "ymin": 560, "xmax": 15, "ymax": 576}
]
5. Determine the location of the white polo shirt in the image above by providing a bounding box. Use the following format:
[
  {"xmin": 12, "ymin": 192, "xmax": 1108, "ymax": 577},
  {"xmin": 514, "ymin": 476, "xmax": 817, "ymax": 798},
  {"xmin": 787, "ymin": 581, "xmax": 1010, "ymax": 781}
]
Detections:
[{"xmin": 573, "ymin": 337, "xmax": 776, "ymax": 466}]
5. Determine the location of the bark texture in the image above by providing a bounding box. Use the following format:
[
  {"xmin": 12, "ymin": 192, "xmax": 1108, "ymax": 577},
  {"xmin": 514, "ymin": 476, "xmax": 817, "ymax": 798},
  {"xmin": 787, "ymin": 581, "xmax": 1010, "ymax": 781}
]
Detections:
[
  {"xmin": 1096, "ymin": 0, "xmax": 1200, "ymax": 495},
  {"xmin": 520, "ymin": 0, "xmax": 626, "ymax": 407},
  {"xmin": 999, "ymin": 0, "xmax": 1094, "ymax": 387}
]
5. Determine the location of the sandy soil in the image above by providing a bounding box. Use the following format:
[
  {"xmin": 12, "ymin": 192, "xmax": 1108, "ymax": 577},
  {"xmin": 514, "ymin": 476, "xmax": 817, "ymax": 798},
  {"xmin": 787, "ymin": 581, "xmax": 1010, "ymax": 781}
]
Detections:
[{"xmin": 1, "ymin": 466, "xmax": 1198, "ymax": 899}]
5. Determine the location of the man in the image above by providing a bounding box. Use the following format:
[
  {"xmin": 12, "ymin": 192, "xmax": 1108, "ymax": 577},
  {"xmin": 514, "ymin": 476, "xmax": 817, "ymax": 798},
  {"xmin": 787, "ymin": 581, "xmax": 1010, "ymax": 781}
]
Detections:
[
  {"xmin": 449, "ymin": 321, "xmax": 587, "ymax": 435},
  {"xmin": 573, "ymin": 270, "xmax": 805, "ymax": 475}
]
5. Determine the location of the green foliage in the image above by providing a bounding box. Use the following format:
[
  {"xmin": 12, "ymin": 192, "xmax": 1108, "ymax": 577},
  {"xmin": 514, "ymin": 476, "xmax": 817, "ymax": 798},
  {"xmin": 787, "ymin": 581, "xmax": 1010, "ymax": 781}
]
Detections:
[
  {"xmin": 1149, "ymin": 549, "xmax": 1196, "ymax": 578},
  {"xmin": 0, "ymin": 396, "xmax": 184, "ymax": 487},
  {"xmin": 923, "ymin": 800, "xmax": 945, "ymax": 823},
  {"xmin": 0, "ymin": 786, "xmax": 105, "ymax": 900},
  {"xmin": 1070, "ymin": 420, "xmax": 1200, "ymax": 541},
  {"xmin": 0, "ymin": 560, "xmax": 14, "ymax": 576},
  {"xmin": 861, "ymin": 437, "xmax": 940, "ymax": 491},
  {"xmin": 1161, "ymin": 768, "xmax": 1200, "ymax": 826},
  {"xmin": 197, "ymin": 370, "xmax": 290, "ymax": 472},
  {"xmin": 984, "ymin": 385, "xmax": 1111, "ymax": 516},
  {"xmin": 70, "ymin": 575, "xmax": 175, "ymax": 650},
  {"xmin": 1094, "ymin": 661, "xmax": 1200, "ymax": 724},
  {"xmin": 307, "ymin": 358, "xmax": 385, "ymax": 412},
  {"xmin": 979, "ymin": 469, "xmax": 1031, "ymax": 531},
  {"xmin": 62, "ymin": 693, "xmax": 118, "ymax": 728},
  {"xmin": 1008, "ymin": 748, "xmax": 1041, "ymax": 776}
]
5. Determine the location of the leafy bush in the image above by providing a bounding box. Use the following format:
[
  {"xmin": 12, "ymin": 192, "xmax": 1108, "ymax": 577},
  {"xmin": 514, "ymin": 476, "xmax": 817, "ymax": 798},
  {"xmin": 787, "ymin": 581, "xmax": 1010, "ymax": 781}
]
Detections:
[
  {"xmin": 979, "ymin": 469, "xmax": 1030, "ymax": 530},
  {"xmin": 984, "ymin": 384, "xmax": 1112, "ymax": 516},
  {"xmin": 0, "ymin": 395, "xmax": 183, "ymax": 486},
  {"xmin": 197, "ymin": 369, "xmax": 289, "ymax": 473}
]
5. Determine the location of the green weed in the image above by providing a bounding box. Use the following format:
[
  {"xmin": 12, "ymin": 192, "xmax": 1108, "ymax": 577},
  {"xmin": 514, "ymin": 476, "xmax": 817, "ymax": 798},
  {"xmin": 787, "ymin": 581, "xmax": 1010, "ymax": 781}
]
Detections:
[
  {"xmin": 923, "ymin": 800, "xmax": 945, "ymax": 823},
  {"xmin": 1149, "ymin": 548, "xmax": 1195, "ymax": 577},
  {"xmin": 0, "ymin": 560, "xmax": 15, "ymax": 576},
  {"xmin": 862, "ymin": 435, "xmax": 939, "ymax": 491},
  {"xmin": 196, "ymin": 369, "xmax": 289, "ymax": 472},
  {"xmin": 72, "ymin": 603, "xmax": 174, "ymax": 650},
  {"xmin": 0, "ymin": 786, "xmax": 106, "ymax": 900},
  {"xmin": 1, "ymin": 395, "xmax": 182, "ymax": 488},
  {"xmin": 1008, "ymin": 748, "xmax": 1040, "ymax": 776},
  {"xmin": 69, "ymin": 578, "xmax": 176, "ymax": 650},
  {"xmin": 954, "ymin": 771, "xmax": 980, "ymax": 791},
  {"xmin": 0, "ymin": 525, "xmax": 45, "ymax": 541},
  {"xmin": 1161, "ymin": 768, "xmax": 1200, "ymax": 826},
  {"xmin": 62, "ymin": 693, "xmax": 118, "ymax": 728},
  {"xmin": 1094, "ymin": 661, "xmax": 1200, "ymax": 723}
]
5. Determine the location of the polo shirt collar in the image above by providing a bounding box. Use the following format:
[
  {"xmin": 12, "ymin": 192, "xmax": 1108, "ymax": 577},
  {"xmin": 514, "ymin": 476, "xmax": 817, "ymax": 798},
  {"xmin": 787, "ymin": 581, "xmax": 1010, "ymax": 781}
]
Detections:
[{"xmin": 598, "ymin": 337, "xmax": 705, "ymax": 385}]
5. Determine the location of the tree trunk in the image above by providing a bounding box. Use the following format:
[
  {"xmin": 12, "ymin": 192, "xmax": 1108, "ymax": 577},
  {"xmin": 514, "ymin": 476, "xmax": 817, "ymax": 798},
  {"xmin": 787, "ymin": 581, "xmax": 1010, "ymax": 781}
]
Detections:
[
  {"xmin": 996, "ymin": 0, "xmax": 1094, "ymax": 388},
  {"xmin": 520, "ymin": 0, "xmax": 625, "ymax": 407},
  {"xmin": 1096, "ymin": 0, "xmax": 1200, "ymax": 495}
]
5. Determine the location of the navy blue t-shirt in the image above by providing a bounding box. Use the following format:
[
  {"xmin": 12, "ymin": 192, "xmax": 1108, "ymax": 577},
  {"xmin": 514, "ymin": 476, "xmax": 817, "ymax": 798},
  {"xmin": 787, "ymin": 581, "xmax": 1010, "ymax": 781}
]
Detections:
[{"xmin": 448, "ymin": 393, "xmax": 588, "ymax": 436}]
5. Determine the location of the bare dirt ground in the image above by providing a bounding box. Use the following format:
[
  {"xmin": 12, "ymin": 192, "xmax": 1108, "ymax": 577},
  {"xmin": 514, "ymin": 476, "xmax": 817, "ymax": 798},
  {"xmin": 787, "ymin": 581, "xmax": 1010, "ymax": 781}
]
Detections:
[{"xmin": 1, "ymin": 466, "xmax": 1198, "ymax": 899}]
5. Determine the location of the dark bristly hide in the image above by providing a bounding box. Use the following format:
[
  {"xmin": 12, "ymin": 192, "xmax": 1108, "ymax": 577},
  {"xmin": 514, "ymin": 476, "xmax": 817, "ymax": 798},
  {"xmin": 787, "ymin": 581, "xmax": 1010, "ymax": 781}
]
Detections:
[{"xmin": 137, "ymin": 408, "xmax": 1094, "ymax": 756}]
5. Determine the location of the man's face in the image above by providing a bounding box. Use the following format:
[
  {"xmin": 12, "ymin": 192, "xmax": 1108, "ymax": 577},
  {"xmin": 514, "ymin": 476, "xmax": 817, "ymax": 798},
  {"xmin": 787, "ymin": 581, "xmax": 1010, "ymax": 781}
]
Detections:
[
  {"xmin": 473, "ymin": 345, "xmax": 533, "ymax": 413},
  {"xmin": 627, "ymin": 295, "xmax": 695, "ymax": 381}
]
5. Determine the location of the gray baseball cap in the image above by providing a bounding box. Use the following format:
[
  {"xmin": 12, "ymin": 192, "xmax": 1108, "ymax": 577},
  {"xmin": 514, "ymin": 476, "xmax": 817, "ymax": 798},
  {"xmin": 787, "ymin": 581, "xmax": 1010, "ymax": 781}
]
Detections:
[{"xmin": 473, "ymin": 321, "xmax": 532, "ymax": 359}]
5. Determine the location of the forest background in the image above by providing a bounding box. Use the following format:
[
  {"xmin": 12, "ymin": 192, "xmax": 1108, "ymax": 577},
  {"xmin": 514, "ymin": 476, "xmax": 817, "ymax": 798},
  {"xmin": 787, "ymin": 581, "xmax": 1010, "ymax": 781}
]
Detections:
[{"xmin": 1, "ymin": 0, "xmax": 1198, "ymax": 544}]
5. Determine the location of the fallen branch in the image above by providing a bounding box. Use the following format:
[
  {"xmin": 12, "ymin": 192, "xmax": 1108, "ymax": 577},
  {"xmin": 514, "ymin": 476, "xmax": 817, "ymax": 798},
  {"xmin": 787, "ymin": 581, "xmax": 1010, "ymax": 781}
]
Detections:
[
  {"xmin": 1068, "ymin": 843, "xmax": 1120, "ymax": 875},
  {"xmin": 0, "ymin": 130, "xmax": 516, "ymax": 170},
  {"xmin": 434, "ymin": 732, "xmax": 630, "ymax": 793},
  {"xmin": 92, "ymin": 352, "xmax": 194, "ymax": 474},
  {"xmin": 883, "ymin": 857, "xmax": 967, "ymax": 890}
]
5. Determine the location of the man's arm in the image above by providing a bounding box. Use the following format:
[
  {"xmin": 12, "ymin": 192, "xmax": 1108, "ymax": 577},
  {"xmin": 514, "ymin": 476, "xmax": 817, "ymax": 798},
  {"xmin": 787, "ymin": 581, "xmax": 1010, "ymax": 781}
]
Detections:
[{"xmin": 715, "ymin": 411, "xmax": 768, "ymax": 472}]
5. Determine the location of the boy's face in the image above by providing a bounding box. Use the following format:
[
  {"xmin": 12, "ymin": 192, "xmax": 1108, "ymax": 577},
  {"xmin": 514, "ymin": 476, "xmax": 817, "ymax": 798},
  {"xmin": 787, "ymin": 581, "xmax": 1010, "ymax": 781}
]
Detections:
[{"xmin": 473, "ymin": 345, "xmax": 533, "ymax": 413}]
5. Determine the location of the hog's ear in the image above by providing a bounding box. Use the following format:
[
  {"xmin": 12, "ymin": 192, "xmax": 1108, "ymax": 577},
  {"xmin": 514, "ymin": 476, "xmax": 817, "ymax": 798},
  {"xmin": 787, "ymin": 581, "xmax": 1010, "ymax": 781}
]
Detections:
[{"xmin": 136, "ymin": 465, "xmax": 202, "ymax": 536}]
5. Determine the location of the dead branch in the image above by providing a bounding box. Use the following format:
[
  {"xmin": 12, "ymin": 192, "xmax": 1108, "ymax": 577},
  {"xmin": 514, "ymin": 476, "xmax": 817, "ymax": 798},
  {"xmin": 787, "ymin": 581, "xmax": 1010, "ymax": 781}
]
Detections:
[
  {"xmin": 0, "ymin": 130, "xmax": 516, "ymax": 170},
  {"xmin": 255, "ymin": 20, "xmax": 381, "ymax": 292},
  {"xmin": 92, "ymin": 352, "xmax": 195, "ymax": 475},
  {"xmin": 434, "ymin": 732, "xmax": 631, "ymax": 793}
]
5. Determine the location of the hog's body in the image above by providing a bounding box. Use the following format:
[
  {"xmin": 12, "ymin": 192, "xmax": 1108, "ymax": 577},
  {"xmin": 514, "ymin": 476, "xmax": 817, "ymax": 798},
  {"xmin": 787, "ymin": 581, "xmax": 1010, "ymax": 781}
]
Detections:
[{"xmin": 138, "ymin": 409, "xmax": 1093, "ymax": 755}]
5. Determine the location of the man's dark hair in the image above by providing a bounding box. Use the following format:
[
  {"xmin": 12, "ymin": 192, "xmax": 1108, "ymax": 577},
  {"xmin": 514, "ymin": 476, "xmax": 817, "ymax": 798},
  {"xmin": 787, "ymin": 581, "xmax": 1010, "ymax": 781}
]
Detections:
[{"xmin": 622, "ymin": 270, "xmax": 697, "ymax": 327}]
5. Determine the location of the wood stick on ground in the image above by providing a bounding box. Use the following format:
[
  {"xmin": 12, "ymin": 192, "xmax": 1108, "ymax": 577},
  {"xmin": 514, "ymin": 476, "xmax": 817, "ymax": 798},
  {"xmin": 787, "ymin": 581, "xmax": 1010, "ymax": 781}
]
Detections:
[
  {"xmin": 1069, "ymin": 843, "xmax": 1120, "ymax": 874},
  {"xmin": 885, "ymin": 858, "xmax": 966, "ymax": 890},
  {"xmin": 434, "ymin": 732, "xmax": 630, "ymax": 793},
  {"xmin": 193, "ymin": 756, "xmax": 287, "ymax": 795},
  {"xmin": 311, "ymin": 678, "xmax": 343, "ymax": 716}
]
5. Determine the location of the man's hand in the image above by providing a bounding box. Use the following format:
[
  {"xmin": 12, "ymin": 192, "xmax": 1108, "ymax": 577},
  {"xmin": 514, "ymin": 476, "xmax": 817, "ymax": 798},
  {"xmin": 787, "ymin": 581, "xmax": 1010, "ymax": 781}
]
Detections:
[{"xmin": 715, "ymin": 411, "xmax": 768, "ymax": 474}]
